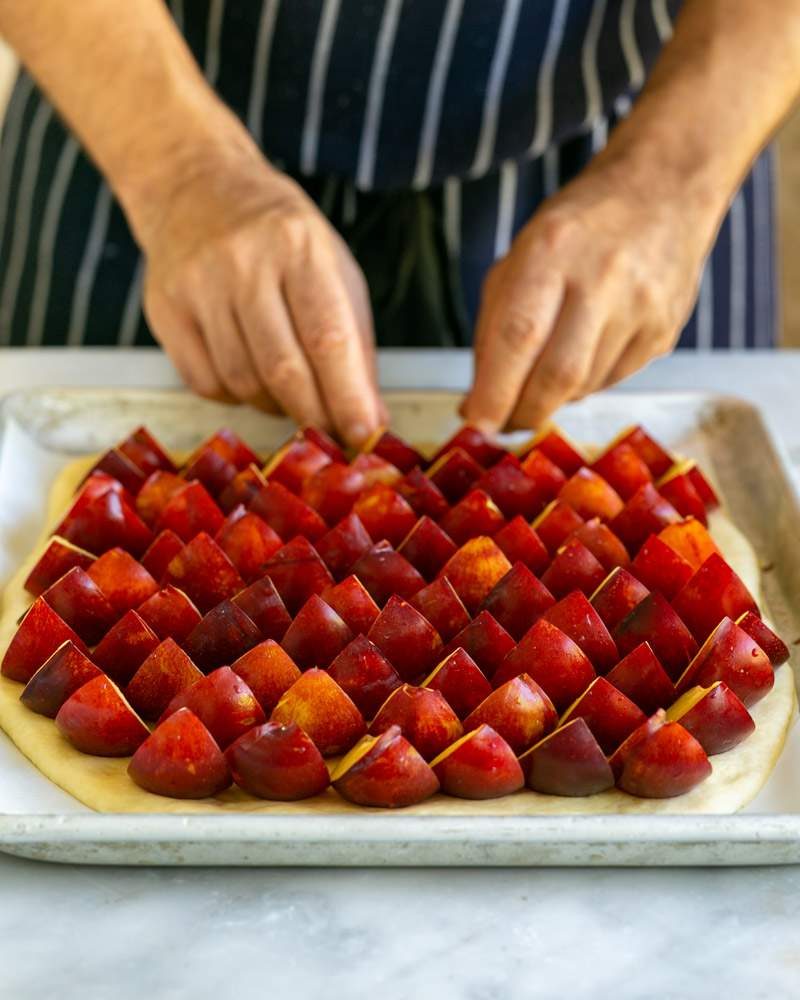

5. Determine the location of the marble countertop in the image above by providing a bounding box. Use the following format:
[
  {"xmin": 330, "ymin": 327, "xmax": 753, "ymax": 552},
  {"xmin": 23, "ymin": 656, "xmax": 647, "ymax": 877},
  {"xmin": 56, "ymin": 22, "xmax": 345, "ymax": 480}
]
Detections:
[{"xmin": 1, "ymin": 349, "xmax": 800, "ymax": 1000}]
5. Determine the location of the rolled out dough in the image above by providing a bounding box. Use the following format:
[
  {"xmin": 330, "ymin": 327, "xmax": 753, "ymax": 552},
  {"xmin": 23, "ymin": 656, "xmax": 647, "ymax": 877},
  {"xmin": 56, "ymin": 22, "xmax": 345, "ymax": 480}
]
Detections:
[{"xmin": 0, "ymin": 455, "xmax": 794, "ymax": 815}]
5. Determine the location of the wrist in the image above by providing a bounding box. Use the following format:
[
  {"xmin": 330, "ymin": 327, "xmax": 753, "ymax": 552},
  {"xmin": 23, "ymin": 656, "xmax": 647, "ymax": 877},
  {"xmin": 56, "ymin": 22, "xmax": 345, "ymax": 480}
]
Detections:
[
  {"xmin": 589, "ymin": 118, "xmax": 731, "ymax": 254},
  {"xmin": 112, "ymin": 94, "xmax": 267, "ymax": 250}
]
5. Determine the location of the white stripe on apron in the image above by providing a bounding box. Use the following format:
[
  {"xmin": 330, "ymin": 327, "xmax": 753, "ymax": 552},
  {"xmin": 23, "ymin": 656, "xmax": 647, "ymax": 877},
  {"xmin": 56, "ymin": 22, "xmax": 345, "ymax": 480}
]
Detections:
[
  {"xmin": 119, "ymin": 257, "xmax": 145, "ymax": 347},
  {"xmin": 651, "ymin": 0, "xmax": 673, "ymax": 42},
  {"xmin": 752, "ymin": 154, "xmax": 772, "ymax": 348},
  {"xmin": 412, "ymin": 0, "xmax": 464, "ymax": 190},
  {"xmin": 494, "ymin": 160, "xmax": 518, "ymax": 258},
  {"xmin": 543, "ymin": 145, "xmax": 560, "ymax": 198},
  {"xmin": 66, "ymin": 184, "xmax": 114, "ymax": 347},
  {"xmin": 26, "ymin": 137, "xmax": 81, "ymax": 346},
  {"xmin": 0, "ymin": 75, "xmax": 35, "ymax": 266},
  {"xmin": 247, "ymin": 0, "xmax": 281, "ymax": 147},
  {"xmin": 619, "ymin": 0, "xmax": 645, "ymax": 90},
  {"xmin": 0, "ymin": 101, "xmax": 54, "ymax": 345},
  {"xmin": 527, "ymin": 0, "xmax": 570, "ymax": 158},
  {"xmin": 582, "ymin": 0, "xmax": 608, "ymax": 125},
  {"xmin": 204, "ymin": 0, "xmax": 226, "ymax": 87},
  {"xmin": 696, "ymin": 258, "xmax": 714, "ymax": 350},
  {"xmin": 768, "ymin": 151, "xmax": 780, "ymax": 342},
  {"xmin": 613, "ymin": 93, "xmax": 632, "ymax": 118},
  {"xmin": 728, "ymin": 190, "xmax": 747, "ymax": 349},
  {"xmin": 590, "ymin": 115, "xmax": 608, "ymax": 153},
  {"xmin": 300, "ymin": 0, "xmax": 342, "ymax": 175},
  {"xmin": 469, "ymin": 0, "xmax": 523, "ymax": 179},
  {"xmin": 356, "ymin": 0, "xmax": 404, "ymax": 190}
]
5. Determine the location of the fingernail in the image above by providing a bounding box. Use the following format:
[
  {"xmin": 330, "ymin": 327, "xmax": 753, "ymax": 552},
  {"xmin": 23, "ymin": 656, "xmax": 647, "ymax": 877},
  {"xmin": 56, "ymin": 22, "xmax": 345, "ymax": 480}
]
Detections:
[
  {"xmin": 473, "ymin": 418, "xmax": 499, "ymax": 437},
  {"xmin": 462, "ymin": 406, "xmax": 497, "ymax": 436},
  {"xmin": 346, "ymin": 422, "xmax": 370, "ymax": 447}
]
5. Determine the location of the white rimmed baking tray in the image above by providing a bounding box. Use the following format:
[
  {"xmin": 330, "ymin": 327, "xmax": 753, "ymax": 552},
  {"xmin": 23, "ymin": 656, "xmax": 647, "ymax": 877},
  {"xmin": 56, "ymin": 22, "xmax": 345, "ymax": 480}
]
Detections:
[{"xmin": 0, "ymin": 387, "xmax": 798, "ymax": 866}]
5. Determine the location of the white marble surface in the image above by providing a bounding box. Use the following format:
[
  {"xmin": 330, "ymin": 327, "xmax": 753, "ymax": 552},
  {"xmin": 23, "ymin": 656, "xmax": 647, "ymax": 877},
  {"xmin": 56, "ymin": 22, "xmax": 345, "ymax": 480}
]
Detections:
[
  {"xmin": 1, "ymin": 858, "xmax": 800, "ymax": 1000},
  {"xmin": 2, "ymin": 349, "xmax": 800, "ymax": 1000}
]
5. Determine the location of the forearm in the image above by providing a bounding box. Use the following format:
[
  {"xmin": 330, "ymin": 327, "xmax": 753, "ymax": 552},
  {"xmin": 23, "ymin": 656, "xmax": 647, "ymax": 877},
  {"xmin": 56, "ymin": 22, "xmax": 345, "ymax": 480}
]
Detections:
[
  {"xmin": 0, "ymin": 2, "xmax": 382, "ymax": 439},
  {"xmin": 594, "ymin": 0, "xmax": 800, "ymax": 247},
  {"xmin": 0, "ymin": 0, "xmax": 259, "ymax": 244}
]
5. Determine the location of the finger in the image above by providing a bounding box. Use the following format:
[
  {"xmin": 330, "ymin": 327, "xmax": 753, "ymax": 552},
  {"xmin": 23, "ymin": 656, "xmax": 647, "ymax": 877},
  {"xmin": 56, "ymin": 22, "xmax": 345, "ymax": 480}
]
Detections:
[
  {"xmin": 285, "ymin": 257, "xmax": 382, "ymax": 447},
  {"xmin": 147, "ymin": 299, "xmax": 228, "ymax": 401},
  {"xmin": 197, "ymin": 299, "xmax": 264, "ymax": 402},
  {"xmin": 507, "ymin": 288, "xmax": 603, "ymax": 429},
  {"xmin": 196, "ymin": 295, "xmax": 284, "ymax": 412},
  {"xmin": 602, "ymin": 329, "xmax": 655, "ymax": 388},
  {"xmin": 237, "ymin": 282, "xmax": 331, "ymax": 429},
  {"xmin": 575, "ymin": 321, "xmax": 630, "ymax": 398},
  {"xmin": 247, "ymin": 388, "xmax": 283, "ymax": 415},
  {"xmin": 462, "ymin": 268, "xmax": 565, "ymax": 432}
]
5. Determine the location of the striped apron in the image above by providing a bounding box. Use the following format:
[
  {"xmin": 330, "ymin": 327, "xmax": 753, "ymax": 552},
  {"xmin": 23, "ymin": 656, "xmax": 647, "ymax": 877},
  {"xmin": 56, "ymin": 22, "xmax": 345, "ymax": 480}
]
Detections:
[{"xmin": 0, "ymin": 0, "xmax": 778, "ymax": 350}]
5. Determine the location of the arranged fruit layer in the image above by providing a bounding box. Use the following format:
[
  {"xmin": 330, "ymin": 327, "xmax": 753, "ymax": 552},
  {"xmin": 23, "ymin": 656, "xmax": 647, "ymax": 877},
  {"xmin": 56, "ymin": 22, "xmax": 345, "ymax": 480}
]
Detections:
[{"xmin": 2, "ymin": 422, "xmax": 789, "ymax": 807}]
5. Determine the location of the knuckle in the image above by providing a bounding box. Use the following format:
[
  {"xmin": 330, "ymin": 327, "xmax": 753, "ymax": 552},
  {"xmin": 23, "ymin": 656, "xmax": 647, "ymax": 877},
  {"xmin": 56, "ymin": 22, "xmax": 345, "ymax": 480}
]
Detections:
[
  {"xmin": 267, "ymin": 355, "xmax": 304, "ymax": 396},
  {"xmin": 304, "ymin": 324, "xmax": 351, "ymax": 356},
  {"xmin": 499, "ymin": 310, "xmax": 541, "ymax": 354},
  {"xmin": 222, "ymin": 233, "xmax": 256, "ymax": 278},
  {"xmin": 157, "ymin": 268, "xmax": 189, "ymax": 305},
  {"xmin": 540, "ymin": 213, "xmax": 580, "ymax": 252},
  {"xmin": 173, "ymin": 258, "xmax": 210, "ymax": 301},
  {"xmin": 271, "ymin": 206, "xmax": 311, "ymax": 256},
  {"xmin": 537, "ymin": 360, "xmax": 578, "ymax": 397},
  {"xmin": 596, "ymin": 247, "xmax": 627, "ymax": 283}
]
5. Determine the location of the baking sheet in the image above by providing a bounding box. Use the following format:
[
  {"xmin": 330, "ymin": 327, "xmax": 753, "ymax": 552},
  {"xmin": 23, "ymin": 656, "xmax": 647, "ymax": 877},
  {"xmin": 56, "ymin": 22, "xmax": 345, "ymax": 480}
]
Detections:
[{"xmin": 0, "ymin": 387, "xmax": 798, "ymax": 865}]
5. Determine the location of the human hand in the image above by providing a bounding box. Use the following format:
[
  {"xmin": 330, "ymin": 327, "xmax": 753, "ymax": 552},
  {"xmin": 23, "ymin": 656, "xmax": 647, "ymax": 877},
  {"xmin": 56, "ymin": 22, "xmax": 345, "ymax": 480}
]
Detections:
[
  {"xmin": 133, "ymin": 142, "xmax": 384, "ymax": 447},
  {"xmin": 461, "ymin": 157, "xmax": 713, "ymax": 431}
]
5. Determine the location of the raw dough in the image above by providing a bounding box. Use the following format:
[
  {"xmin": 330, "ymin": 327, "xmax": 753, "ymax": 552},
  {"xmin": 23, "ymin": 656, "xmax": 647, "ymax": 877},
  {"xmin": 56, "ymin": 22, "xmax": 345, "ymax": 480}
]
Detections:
[{"xmin": 0, "ymin": 455, "xmax": 794, "ymax": 815}]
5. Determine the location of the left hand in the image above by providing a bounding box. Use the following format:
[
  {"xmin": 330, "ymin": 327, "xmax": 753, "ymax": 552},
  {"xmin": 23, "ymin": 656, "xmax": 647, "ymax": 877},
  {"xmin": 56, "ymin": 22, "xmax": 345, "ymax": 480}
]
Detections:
[{"xmin": 461, "ymin": 156, "xmax": 713, "ymax": 431}]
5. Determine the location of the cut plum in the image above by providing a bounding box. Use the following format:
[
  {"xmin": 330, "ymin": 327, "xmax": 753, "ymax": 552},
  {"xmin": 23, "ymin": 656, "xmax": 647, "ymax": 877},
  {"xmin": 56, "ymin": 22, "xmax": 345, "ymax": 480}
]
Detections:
[
  {"xmin": 280, "ymin": 595, "xmax": 353, "ymax": 670},
  {"xmin": 367, "ymin": 595, "xmax": 443, "ymax": 681},
  {"xmin": 370, "ymin": 683, "xmax": 463, "ymax": 761},
  {"xmin": 128, "ymin": 709, "xmax": 231, "ymax": 799},
  {"xmin": 24, "ymin": 537, "xmax": 95, "ymax": 598},
  {"xmin": 163, "ymin": 533, "xmax": 244, "ymax": 614},
  {"xmin": 21, "ymin": 640, "xmax": 103, "ymax": 718}
]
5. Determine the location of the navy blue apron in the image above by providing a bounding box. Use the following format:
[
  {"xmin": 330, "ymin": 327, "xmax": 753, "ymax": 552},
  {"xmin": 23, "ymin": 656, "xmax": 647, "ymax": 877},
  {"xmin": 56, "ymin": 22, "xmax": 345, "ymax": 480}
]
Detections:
[{"xmin": 0, "ymin": 0, "xmax": 778, "ymax": 349}]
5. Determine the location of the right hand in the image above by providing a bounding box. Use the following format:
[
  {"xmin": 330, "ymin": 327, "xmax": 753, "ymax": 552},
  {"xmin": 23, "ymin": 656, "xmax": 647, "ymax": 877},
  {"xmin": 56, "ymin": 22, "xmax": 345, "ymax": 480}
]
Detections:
[{"xmin": 132, "ymin": 141, "xmax": 385, "ymax": 447}]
